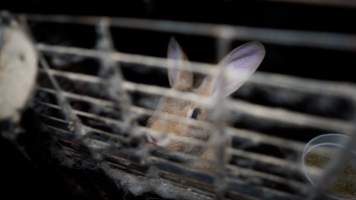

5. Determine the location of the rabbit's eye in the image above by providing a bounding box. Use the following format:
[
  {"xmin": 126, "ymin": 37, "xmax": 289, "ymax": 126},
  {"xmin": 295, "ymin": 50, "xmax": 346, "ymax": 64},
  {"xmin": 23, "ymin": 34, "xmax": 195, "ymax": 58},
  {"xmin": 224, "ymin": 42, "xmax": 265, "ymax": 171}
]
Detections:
[{"xmin": 189, "ymin": 108, "xmax": 201, "ymax": 119}]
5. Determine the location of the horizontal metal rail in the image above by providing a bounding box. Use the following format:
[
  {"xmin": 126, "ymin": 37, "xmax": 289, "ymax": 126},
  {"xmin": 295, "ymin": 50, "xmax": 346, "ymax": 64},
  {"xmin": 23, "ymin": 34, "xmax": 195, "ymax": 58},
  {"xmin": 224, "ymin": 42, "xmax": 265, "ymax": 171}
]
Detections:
[
  {"xmin": 23, "ymin": 14, "xmax": 356, "ymax": 51},
  {"xmin": 37, "ymin": 69, "xmax": 355, "ymax": 133},
  {"xmin": 37, "ymin": 44, "xmax": 356, "ymax": 101},
  {"xmin": 37, "ymin": 99, "xmax": 321, "ymax": 178},
  {"xmin": 42, "ymin": 122, "xmax": 307, "ymax": 196},
  {"xmin": 260, "ymin": 0, "xmax": 356, "ymax": 8},
  {"xmin": 35, "ymin": 86, "xmax": 323, "ymax": 150}
]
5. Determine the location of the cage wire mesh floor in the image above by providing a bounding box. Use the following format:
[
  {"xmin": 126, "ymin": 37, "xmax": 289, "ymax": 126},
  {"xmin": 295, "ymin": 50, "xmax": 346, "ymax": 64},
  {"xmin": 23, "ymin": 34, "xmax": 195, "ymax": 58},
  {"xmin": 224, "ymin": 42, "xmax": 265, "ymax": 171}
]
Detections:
[{"xmin": 4, "ymin": 12, "xmax": 356, "ymax": 200}]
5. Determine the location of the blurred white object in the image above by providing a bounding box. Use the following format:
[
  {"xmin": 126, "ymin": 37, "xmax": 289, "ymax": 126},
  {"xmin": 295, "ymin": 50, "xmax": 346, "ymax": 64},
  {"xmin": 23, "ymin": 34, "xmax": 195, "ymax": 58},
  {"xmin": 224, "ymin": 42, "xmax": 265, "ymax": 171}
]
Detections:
[
  {"xmin": 302, "ymin": 133, "xmax": 356, "ymax": 199},
  {"xmin": 0, "ymin": 18, "xmax": 38, "ymax": 123}
]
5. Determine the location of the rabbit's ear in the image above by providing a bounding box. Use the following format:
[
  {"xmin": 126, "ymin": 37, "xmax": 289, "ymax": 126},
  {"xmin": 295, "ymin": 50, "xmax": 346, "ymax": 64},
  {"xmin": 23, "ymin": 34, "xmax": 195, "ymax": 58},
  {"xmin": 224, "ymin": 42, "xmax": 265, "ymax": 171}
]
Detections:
[
  {"xmin": 213, "ymin": 41, "xmax": 265, "ymax": 97},
  {"xmin": 167, "ymin": 38, "xmax": 193, "ymax": 90}
]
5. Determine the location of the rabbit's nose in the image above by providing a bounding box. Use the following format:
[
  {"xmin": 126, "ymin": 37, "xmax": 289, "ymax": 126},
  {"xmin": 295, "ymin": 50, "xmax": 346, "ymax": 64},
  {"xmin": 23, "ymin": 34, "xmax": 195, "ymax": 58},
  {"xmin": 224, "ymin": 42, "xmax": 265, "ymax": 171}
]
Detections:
[{"xmin": 145, "ymin": 134, "xmax": 158, "ymax": 145}]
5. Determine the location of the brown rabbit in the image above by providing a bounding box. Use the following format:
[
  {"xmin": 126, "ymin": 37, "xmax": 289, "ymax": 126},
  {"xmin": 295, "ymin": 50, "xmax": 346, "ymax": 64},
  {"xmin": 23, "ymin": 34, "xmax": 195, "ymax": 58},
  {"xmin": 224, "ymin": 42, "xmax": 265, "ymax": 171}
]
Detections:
[{"xmin": 146, "ymin": 38, "xmax": 265, "ymax": 171}]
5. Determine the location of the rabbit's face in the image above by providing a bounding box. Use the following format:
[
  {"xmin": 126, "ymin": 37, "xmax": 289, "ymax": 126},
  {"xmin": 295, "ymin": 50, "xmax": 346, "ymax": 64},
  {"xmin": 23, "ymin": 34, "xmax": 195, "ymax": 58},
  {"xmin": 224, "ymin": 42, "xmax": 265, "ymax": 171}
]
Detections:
[
  {"xmin": 147, "ymin": 38, "xmax": 265, "ymax": 158},
  {"xmin": 147, "ymin": 84, "xmax": 211, "ymax": 154},
  {"xmin": 148, "ymin": 97, "xmax": 210, "ymax": 151}
]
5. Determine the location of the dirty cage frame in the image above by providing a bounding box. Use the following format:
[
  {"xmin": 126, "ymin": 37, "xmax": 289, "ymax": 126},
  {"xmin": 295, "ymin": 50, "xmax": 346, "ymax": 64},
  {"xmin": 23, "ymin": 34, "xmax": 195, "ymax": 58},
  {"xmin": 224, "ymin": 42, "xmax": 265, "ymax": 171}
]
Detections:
[{"xmin": 2, "ymin": 7, "xmax": 356, "ymax": 200}]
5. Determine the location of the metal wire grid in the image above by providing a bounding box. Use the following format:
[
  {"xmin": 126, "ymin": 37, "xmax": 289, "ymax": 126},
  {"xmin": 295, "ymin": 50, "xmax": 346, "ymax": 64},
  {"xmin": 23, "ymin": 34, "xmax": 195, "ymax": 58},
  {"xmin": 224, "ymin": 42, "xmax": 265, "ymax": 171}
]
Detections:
[{"xmin": 12, "ymin": 13, "xmax": 356, "ymax": 200}]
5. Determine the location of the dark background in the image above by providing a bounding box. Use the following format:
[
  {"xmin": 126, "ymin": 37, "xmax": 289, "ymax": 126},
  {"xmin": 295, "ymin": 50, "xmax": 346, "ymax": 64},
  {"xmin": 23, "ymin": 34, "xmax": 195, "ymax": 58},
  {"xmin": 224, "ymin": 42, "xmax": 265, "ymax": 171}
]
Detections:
[
  {"xmin": 5, "ymin": 0, "xmax": 356, "ymax": 81},
  {"xmin": 1, "ymin": 0, "xmax": 356, "ymax": 199},
  {"xmin": 6, "ymin": 0, "xmax": 356, "ymax": 81}
]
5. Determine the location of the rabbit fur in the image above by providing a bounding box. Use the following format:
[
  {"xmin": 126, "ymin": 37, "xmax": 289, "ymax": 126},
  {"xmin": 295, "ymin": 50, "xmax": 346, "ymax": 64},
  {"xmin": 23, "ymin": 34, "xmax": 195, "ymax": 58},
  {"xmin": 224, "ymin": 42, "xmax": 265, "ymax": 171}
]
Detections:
[{"xmin": 147, "ymin": 38, "xmax": 265, "ymax": 171}]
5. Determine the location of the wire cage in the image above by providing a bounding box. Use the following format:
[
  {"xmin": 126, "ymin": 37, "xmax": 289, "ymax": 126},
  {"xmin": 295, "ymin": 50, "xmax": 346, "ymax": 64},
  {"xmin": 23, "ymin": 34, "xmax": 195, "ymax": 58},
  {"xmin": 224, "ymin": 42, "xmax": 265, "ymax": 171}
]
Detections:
[{"xmin": 2, "ymin": 4, "xmax": 356, "ymax": 200}]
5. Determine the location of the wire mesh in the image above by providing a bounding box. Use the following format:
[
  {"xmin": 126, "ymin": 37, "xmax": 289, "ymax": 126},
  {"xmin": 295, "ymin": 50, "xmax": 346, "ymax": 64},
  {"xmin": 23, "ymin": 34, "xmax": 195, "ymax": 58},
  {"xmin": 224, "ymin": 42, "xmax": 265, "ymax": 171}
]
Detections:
[{"xmin": 3, "ymin": 11, "xmax": 356, "ymax": 200}]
